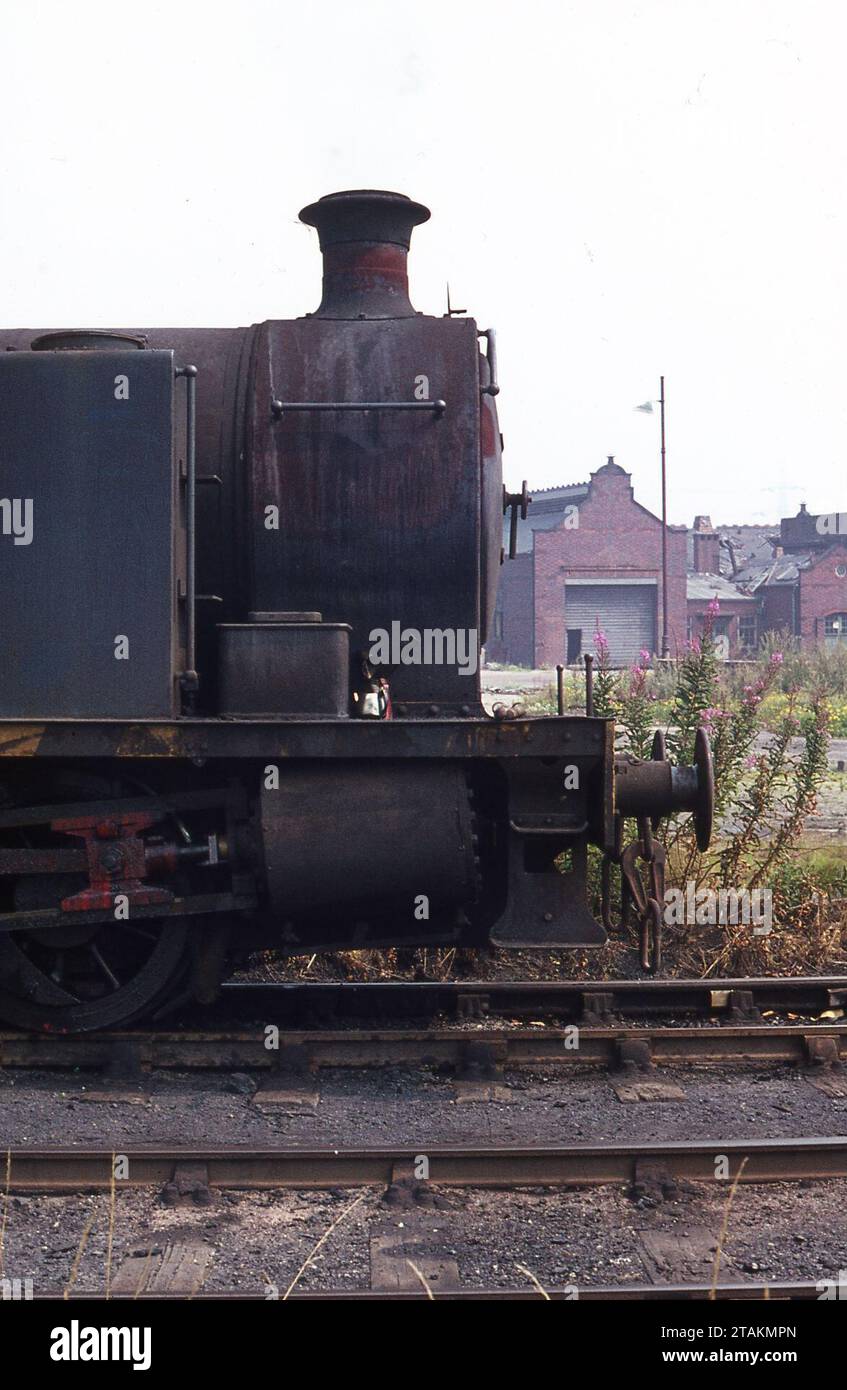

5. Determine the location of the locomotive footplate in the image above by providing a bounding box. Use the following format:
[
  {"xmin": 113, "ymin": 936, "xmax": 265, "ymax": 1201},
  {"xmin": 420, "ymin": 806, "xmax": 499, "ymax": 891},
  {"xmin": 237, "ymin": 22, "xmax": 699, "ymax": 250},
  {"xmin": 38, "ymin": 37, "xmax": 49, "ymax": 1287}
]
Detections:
[
  {"xmin": 0, "ymin": 715, "xmax": 713, "ymax": 957},
  {"xmin": 0, "ymin": 713, "xmax": 613, "ymax": 765}
]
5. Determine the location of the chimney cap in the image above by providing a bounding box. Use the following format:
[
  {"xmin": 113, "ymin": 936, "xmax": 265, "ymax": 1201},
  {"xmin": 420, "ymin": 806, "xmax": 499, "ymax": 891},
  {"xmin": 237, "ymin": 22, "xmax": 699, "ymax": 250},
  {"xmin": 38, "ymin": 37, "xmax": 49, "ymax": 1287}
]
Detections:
[{"xmin": 299, "ymin": 189, "xmax": 430, "ymax": 250}]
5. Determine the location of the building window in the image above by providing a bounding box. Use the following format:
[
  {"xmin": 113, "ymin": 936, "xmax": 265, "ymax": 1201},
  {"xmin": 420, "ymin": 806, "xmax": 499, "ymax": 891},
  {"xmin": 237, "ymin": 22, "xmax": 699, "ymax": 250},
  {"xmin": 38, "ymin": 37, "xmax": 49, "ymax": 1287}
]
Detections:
[
  {"xmin": 825, "ymin": 613, "xmax": 847, "ymax": 644},
  {"xmin": 686, "ymin": 616, "xmax": 694, "ymax": 643},
  {"xmin": 738, "ymin": 612, "xmax": 757, "ymax": 651}
]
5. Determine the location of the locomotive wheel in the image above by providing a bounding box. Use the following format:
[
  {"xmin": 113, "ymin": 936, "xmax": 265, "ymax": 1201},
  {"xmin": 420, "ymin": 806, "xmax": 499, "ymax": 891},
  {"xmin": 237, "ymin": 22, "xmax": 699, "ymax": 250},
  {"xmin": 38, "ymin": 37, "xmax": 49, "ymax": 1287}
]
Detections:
[
  {"xmin": 0, "ymin": 919, "xmax": 190, "ymax": 1032},
  {"xmin": 0, "ymin": 772, "xmax": 193, "ymax": 1032}
]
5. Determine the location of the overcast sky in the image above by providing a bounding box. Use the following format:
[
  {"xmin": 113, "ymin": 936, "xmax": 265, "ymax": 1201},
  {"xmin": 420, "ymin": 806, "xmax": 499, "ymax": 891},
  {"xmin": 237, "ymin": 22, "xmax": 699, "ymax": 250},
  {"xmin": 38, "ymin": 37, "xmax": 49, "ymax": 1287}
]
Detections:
[{"xmin": 2, "ymin": 0, "xmax": 843, "ymax": 526}]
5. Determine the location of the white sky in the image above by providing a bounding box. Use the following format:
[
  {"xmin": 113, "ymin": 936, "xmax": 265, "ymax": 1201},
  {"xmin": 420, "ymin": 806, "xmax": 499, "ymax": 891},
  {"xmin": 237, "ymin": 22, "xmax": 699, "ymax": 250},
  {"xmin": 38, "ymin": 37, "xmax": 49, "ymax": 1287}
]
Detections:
[{"xmin": 1, "ymin": 0, "xmax": 844, "ymax": 526}]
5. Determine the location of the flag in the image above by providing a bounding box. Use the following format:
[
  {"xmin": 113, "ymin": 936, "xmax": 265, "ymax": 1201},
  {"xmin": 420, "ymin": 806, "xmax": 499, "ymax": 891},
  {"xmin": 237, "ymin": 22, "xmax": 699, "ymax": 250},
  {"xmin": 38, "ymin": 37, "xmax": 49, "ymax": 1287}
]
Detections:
[{"xmin": 635, "ymin": 401, "xmax": 654, "ymax": 413}]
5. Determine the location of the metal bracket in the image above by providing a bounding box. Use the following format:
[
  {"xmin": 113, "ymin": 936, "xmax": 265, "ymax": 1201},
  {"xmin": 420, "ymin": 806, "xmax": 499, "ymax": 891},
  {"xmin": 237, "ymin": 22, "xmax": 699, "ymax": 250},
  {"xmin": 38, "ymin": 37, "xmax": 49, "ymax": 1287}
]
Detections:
[
  {"xmin": 456, "ymin": 1039, "xmax": 505, "ymax": 1082},
  {"xmin": 804, "ymin": 1035, "xmax": 842, "ymax": 1070},
  {"xmin": 161, "ymin": 1163, "xmax": 211, "ymax": 1208},
  {"xmin": 456, "ymin": 991, "xmax": 489, "ymax": 1021},
  {"xmin": 579, "ymin": 990, "xmax": 617, "ymax": 1026},
  {"xmin": 727, "ymin": 989, "xmax": 761, "ymax": 1023},
  {"xmin": 632, "ymin": 1159, "xmax": 678, "ymax": 1203},
  {"xmin": 617, "ymin": 1038, "xmax": 654, "ymax": 1072}
]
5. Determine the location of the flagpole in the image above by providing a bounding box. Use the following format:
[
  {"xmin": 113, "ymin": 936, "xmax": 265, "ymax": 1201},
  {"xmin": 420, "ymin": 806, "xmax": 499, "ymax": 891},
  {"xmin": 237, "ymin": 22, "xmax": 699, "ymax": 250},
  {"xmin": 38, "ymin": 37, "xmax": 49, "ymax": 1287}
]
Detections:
[{"xmin": 660, "ymin": 375, "xmax": 669, "ymax": 659}]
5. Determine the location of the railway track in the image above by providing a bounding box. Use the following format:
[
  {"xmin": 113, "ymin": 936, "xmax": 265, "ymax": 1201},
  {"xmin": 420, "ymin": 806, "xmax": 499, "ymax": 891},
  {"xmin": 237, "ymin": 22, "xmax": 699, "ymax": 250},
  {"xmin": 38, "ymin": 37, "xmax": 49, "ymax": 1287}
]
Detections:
[
  {"xmin": 4, "ymin": 980, "xmax": 845, "ymax": 1305},
  {"xmin": 214, "ymin": 975, "xmax": 847, "ymax": 1023},
  {"xmin": 3, "ymin": 1138, "xmax": 843, "ymax": 1301},
  {"xmin": 2, "ymin": 974, "xmax": 845, "ymax": 1081},
  {"xmin": 1, "ymin": 1022, "xmax": 846, "ymax": 1074},
  {"xmin": 3, "ymin": 1137, "xmax": 847, "ymax": 1191}
]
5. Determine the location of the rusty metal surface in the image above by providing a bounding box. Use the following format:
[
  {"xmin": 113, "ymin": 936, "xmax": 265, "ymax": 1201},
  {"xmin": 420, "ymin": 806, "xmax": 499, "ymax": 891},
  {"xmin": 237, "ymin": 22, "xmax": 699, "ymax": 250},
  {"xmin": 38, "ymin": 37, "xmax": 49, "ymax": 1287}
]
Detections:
[
  {"xmin": 0, "ymin": 717, "xmax": 611, "ymax": 761},
  {"xmin": 1, "ymin": 1023, "xmax": 844, "ymax": 1072},
  {"xmin": 299, "ymin": 189, "xmax": 430, "ymax": 319},
  {"xmin": 246, "ymin": 313, "xmax": 485, "ymax": 712},
  {"xmin": 3, "ymin": 1137, "xmax": 846, "ymax": 1192},
  {"xmin": 217, "ymin": 621, "xmax": 351, "ymax": 717},
  {"xmin": 260, "ymin": 762, "xmax": 477, "ymax": 919},
  {"xmin": 0, "ymin": 714, "xmax": 610, "ymax": 759}
]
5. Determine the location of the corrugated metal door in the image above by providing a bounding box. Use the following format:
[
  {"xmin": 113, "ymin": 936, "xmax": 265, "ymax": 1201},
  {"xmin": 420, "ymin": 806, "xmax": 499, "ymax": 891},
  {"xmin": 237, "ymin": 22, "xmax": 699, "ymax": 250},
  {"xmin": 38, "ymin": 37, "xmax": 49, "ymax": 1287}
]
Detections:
[{"xmin": 565, "ymin": 585, "xmax": 656, "ymax": 667}]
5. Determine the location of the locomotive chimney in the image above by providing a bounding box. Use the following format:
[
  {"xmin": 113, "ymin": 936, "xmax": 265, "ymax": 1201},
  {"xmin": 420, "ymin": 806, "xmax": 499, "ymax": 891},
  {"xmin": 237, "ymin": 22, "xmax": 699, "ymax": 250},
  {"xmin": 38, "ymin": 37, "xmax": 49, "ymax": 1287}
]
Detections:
[{"xmin": 298, "ymin": 189, "xmax": 430, "ymax": 319}]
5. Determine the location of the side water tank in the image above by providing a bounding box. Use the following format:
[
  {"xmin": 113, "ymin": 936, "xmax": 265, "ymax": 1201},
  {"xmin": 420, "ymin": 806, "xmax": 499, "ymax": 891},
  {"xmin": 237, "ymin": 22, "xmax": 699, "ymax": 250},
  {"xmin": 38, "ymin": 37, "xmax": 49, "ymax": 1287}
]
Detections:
[{"xmin": 0, "ymin": 335, "xmax": 187, "ymax": 717}]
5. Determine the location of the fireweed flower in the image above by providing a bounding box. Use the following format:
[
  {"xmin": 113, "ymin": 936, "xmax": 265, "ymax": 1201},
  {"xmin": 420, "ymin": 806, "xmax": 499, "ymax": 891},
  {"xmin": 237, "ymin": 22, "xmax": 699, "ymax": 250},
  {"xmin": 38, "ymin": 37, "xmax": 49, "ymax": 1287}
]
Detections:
[
  {"xmin": 629, "ymin": 662, "xmax": 648, "ymax": 697},
  {"xmin": 701, "ymin": 705, "xmax": 728, "ymax": 732}
]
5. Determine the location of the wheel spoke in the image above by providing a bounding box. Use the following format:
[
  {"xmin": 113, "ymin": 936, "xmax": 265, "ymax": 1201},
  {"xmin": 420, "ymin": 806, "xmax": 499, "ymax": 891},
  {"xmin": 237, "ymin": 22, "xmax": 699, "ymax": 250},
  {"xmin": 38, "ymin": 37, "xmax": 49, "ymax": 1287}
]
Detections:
[
  {"xmin": 122, "ymin": 926, "xmax": 157, "ymax": 943},
  {"xmin": 89, "ymin": 944, "xmax": 121, "ymax": 991}
]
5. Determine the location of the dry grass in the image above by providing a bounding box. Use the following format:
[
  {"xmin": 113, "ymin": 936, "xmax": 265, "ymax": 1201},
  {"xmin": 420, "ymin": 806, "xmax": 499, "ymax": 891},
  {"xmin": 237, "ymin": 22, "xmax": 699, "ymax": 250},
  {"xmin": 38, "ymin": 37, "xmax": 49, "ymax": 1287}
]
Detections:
[
  {"xmin": 243, "ymin": 895, "xmax": 847, "ymax": 989},
  {"xmin": 63, "ymin": 1207, "xmax": 98, "ymax": 1299},
  {"xmin": 516, "ymin": 1262, "xmax": 551, "ymax": 1299},
  {"xmin": 281, "ymin": 1190, "xmax": 368, "ymax": 1301},
  {"xmin": 406, "ymin": 1259, "xmax": 435, "ymax": 1299},
  {"xmin": 710, "ymin": 1157, "xmax": 748, "ymax": 1298}
]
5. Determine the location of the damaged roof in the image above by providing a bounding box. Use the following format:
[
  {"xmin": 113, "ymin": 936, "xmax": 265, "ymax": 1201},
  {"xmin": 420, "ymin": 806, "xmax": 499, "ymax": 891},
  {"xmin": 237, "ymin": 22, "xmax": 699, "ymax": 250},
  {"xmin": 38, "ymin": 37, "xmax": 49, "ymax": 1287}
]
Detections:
[{"xmin": 687, "ymin": 573, "xmax": 757, "ymax": 602}]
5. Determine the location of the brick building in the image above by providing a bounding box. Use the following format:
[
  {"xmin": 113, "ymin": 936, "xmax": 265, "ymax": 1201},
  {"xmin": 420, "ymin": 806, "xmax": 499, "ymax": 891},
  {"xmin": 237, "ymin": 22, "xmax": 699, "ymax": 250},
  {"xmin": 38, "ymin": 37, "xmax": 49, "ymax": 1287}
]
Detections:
[
  {"xmin": 487, "ymin": 458, "xmax": 687, "ymax": 668},
  {"xmin": 730, "ymin": 504, "xmax": 847, "ymax": 648},
  {"xmin": 488, "ymin": 469, "xmax": 847, "ymax": 668}
]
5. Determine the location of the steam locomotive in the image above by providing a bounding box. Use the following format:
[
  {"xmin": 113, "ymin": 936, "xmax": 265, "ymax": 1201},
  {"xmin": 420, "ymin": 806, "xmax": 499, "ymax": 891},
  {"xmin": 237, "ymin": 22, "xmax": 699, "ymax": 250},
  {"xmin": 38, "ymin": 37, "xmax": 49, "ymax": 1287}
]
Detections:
[{"xmin": 0, "ymin": 190, "xmax": 713, "ymax": 1030}]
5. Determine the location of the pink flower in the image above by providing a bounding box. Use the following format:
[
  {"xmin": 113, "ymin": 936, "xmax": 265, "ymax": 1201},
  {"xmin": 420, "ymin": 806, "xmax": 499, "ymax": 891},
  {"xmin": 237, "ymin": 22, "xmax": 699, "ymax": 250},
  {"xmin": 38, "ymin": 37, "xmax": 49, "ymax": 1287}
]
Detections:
[
  {"xmin": 707, "ymin": 597, "xmax": 721, "ymax": 617},
  {"xmin": 702, "ymin": 706, "xmax": 727, "ymax": 726},
  {"xmin": 770, "ymin": 651, "xmax": 784, "ymax": 666},
  {"xmin": 629, "ymin": 664, "xmax": 647, "ymax": 696}
]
